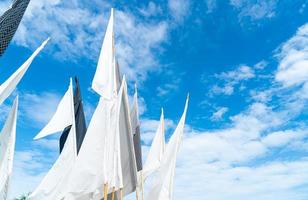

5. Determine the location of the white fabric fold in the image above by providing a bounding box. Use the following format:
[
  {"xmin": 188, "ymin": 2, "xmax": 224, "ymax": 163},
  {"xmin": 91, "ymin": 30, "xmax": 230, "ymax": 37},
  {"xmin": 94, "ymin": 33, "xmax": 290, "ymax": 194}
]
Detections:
[
  {"xmin": 0, "ymin": 96, "xmax": 18, "ymax": 200},
  {"xmin": 0, "ymin": 38, "xmax": 49, "ymax": 105}
]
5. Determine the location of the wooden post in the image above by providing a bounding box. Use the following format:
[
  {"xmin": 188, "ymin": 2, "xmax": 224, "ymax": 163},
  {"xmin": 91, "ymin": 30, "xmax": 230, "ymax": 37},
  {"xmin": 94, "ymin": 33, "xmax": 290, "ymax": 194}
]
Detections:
[
  {"xmin": 111, "ymin": 187, "xmax": 115, "ymax": 200},
  {"xmin": 119, "ymin": 188, "xmax": 123, "ymax": 200},
  {"xmin": 136, "ymin": 191, "xmax": 139, "ymax": 200},
  {"xmin": 104, "ymin": 183, "xmax": 108, "ymax": 200}
]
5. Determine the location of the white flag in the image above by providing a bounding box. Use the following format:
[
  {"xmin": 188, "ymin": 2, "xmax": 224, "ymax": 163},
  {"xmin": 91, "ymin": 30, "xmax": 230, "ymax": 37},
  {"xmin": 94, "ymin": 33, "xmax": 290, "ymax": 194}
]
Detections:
[
  {"xmin": 34, "ymin": 79, "xmax": 74, "ymax": 140},
  {"xmin": 143, "ymin": 108, "xmax": 165, "ymax": 179},
  {"xmin": 28, "ymin": 79, "xmax": 76, "ymax": 200},
  {"xmin": 0, "ymin": 38, "xmax": 49, "ymax": 105},
  {"xmin": 92, "ymin": 8, "xmax": 118, "ymax": 99},
  {"xmin": 147, "ymin": 96, "xmax": 189, "ymax": 200},
  {"xmin": 0, "ymin": 96, "xmax": 18, "ymax": 200}
]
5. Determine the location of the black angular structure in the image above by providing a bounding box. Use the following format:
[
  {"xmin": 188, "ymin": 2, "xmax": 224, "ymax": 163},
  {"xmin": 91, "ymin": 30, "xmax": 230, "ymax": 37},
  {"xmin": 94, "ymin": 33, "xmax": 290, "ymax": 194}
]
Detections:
[
  {"xmin": 60, "ymin": 77, "xmax": 87, "ymax": 154},
  {"xmin": 0, "ymin": 0, "xmax": 30, "ymax": 56}
]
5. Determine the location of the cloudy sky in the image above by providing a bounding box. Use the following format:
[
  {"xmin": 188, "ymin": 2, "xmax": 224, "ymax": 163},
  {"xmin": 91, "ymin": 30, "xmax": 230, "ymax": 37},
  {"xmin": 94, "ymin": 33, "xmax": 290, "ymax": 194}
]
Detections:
[{"xmin": 1, "ymin": 0, "xmax": 308, "ymax": 199}]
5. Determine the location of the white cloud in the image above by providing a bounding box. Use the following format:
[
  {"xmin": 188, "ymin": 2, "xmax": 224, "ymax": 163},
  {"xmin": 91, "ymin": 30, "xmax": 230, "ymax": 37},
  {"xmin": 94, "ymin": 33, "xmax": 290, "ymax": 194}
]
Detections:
[
  {"xmin": 5, "ymin": 0, "xmax": 169, "ymax": 84},
  {"xmin": 168, "ymin": 0, "xmax": 190, "ymax": 22},
  {"xmin": 115, "ymin": 10, "xmax": 168, "ymax": 82},
  {"xmin": 210, "ymin": 65, "xmax": 255, "ymax": 95},
  {"xmin": 138, "ymin": 2, "xmax": 162, "ymax": 17},
  {"xmin": 19, "ymin": 91, "xmax": 61, "ymax": 127},
  {"xmin": 211, "ymin": 107, "xmax": 229, "ymax": 121},
  {"xmin": 205, "ymin": 0, "xmax": 217, "ymax": 13},
  {"xmin": 275, "ymin": 23, "xmax": 308, "ymax": 87}
]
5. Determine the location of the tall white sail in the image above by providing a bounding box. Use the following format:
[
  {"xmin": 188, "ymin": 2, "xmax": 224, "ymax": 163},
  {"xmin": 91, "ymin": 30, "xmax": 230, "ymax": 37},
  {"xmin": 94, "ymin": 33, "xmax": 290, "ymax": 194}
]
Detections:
[
  {"xmin": 147, "ymin": 96, "xmax": 189, "ymax": 200},
  {"xmin": 28, "ymin": 79, "xmax": 76, "ymax": 200},
  {"xmin": 34, "ymin": 79, "xmax": 75, "ymax": 140},
  {"xmin": 143, "ymin": 108, "xmax": 165, "ymax": 179},
  {"xmin": 0, "ymin": 38, "xmax": 49, "ymax": 105},
  {"xmin": 0, "ymin": 96, "xmax": 18, "ymax": 200},
  {"xmin": 92, "ymin": 8, "xmax": 118, "ymax": 99}
]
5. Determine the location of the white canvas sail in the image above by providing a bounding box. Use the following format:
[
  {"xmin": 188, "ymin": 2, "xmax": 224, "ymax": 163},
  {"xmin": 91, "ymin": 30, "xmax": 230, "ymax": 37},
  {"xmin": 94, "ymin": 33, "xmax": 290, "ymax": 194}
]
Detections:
[
  {"xmin": 143, "ymin": 108, "xmax": 165, "ymax": 179},
  {"xmin": 92, "ymin": 8, "xmax": 117, "ymax": 99},
  {"xmin": 28, "ymin": 79, "xmax": 76, "ymax": 200},
  {"xmin": 34, "ymin": 79, "xmax": 75, "ymax": 140},
  {"xmin": 0, "ymin": 96, "xmax": 18, "ymax": 200},
  {"xmin": 0, "ymin": 38, "xmax": 49, "ymax": 105},
  {"xmin": 147, "ymin": 96, "xmax": 189, "ymax": 200}
]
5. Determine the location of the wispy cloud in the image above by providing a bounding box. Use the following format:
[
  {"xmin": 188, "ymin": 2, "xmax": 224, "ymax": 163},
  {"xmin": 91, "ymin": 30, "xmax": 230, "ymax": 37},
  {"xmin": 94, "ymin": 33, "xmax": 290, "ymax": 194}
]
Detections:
[
  {"xmin": 168, "ymin": 0, "xmax": 190, "ymax": 22},
  {"xmin": 19, "ymin": 91, "xmax": 61, "ymax": 127},
  {"xmin": 208, "ymin": 65, "xmax": 255, "ymax": 96},
  {"xmin": 210, "ymin": 107, "xmax": 229, "ymax": 121},
  {"xmin": 230, "ymin": 0, "xmax": 278, "ymax": 21}
]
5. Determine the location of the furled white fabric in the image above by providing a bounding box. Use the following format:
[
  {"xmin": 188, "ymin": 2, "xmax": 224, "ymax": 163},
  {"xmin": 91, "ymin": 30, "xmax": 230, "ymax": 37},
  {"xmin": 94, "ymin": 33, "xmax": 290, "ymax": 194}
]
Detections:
[
  {"xmin": 28, "ymin": 79, "xmax": 76, "ymax": 200},
  {"xmin": 130, "ymin": 85, "xmax": 140, "ymax": 130},
  {"xmin": 0, "ymin": 38, "xmax": 49, "ymax": 105},
  {"xmin": 147, "ymin": 96, "xmax": 189, "ymax": 200},
  {"xmin": 118, "ymin": 78, "xmax": 138, "ymax": 196},
  {"xmin": 143, "ymin": 109, "xmax": 165, "ymax": 179},
  {"xmin": 34, "ymin": 79, "xmax": 74, "ymax": 140},
  {"xmin": 0, "ymin": 96, "xmax": 18, "ymax": 200},
  {"xmin": 92, "ymin": 8, "xmax": 117, "ymax": 99}
]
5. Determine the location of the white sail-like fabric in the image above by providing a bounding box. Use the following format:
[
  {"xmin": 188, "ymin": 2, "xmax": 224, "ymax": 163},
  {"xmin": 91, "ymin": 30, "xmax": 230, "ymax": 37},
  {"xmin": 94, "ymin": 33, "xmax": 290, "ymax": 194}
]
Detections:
[
  {"xmin": 130, "ymin": 85, "xmax": 139, "ymax": 129},
  {"xmin": 0, "ymin": 96, "xmax": 18, "ymax": 200},
  {"xmin": 147, "ymin": 97, "xmax": 189, "ymax": 200},
  {"xmin": 28, "ymin": 79, "xmax": 76, "ymax": 200},
  {"xmin": 0, "ymin": 38, "xmax": 49, "ymax": 105},
  {"xmin": 63, "ymin": 78, "xmax": 126, "ymax": 199},
  {"xmin": 92, "ymin": 8, "xmax": 117, "ymax": 99},
  {"xmin": 34, "ymin": 79, "xmax": 74, "ymax": 140},
  {"xmin": 118, "ymin": 78, "xmax": 138, "ymax": 196},
  {"xmin": 143, "ymin": 109, "xmax": 165, "ymax": 179}
]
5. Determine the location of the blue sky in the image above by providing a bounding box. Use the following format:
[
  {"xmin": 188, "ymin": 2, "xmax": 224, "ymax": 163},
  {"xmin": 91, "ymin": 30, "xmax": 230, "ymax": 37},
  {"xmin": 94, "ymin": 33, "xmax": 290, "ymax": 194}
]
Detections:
[{"xmin": 1, "ymin": 0, "xmax": 308, "ymax": 199}]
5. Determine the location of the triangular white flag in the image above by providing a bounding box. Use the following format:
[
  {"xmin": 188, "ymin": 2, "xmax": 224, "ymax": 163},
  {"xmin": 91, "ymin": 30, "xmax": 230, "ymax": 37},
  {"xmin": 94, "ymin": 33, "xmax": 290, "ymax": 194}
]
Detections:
[
  {"xmin": 34, "ymin": 79, "xmax": 74, "ymax": 140},
  {"xmin": 0, "ymin": 38, "xmax": 49, "ymax": 105},
  {"xmin": 147, "ymin": 96, "xmax": 189, "ymax": 200},
  {"xmin": 92, "ymin": 8, "xmax": 119, "ymax": 99},
  {"xmin": 0, "ymin": 96, "xmax": 18, "ymax": 200},
  {"xmin": 143, "ymin": 108, "xmax": 165, "ymax": 179}
]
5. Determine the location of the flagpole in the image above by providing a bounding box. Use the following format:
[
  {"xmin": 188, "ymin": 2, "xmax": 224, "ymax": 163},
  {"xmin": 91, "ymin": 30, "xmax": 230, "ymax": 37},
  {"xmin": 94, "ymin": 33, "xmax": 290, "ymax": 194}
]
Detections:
[
  {"xmin": 119, "ymin": 188, "xmax": 123, "ymax": 200},
  {"xmin": 111, "ymin": 187, "xmax": 115, "ymax": 200},
  {"xmin": 104, "ymin": 183, "xmax": 108, "ymax": 200},
  {"xmin": 136, "ymin": 191, "xmax": 139, "ymax": 200}
]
